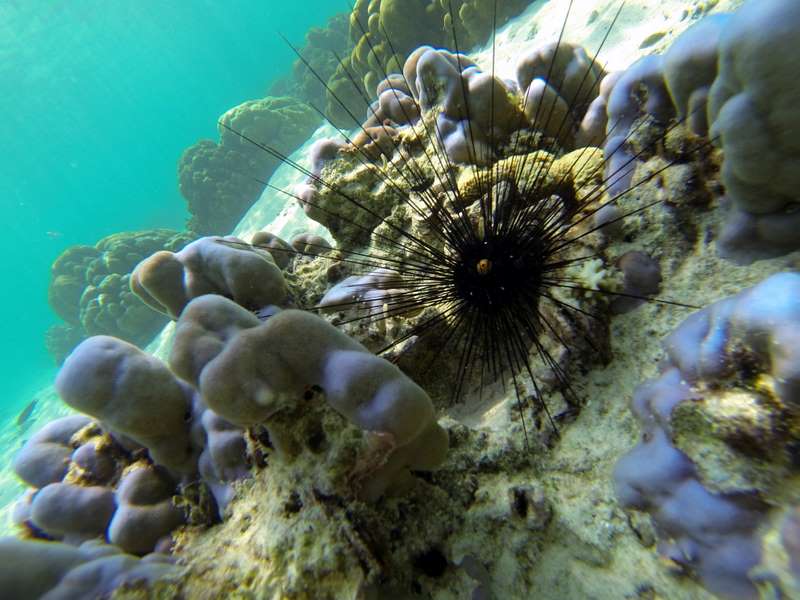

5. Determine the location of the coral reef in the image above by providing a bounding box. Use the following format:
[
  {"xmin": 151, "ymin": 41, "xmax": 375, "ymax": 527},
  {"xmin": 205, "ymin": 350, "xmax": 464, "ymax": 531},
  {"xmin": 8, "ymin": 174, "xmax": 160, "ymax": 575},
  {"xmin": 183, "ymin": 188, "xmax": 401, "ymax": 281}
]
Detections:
[
  {"xmin": 602, "ymin": 0, "xmax": 800, "ymax": 263},
  {"xmin": 46, "ymin": 229, "xmax": 193, "ymax": 363},
  {"xmin": 130, "ymin": 235, "xmax": 289, "ymax": 319},
  {"xmin": 0, "ymin": 537, "xmax": 179, "ymax": 600},
  {"xmin": 178, "ymin": 96, "xmax": 319, "ymax": 235},
  {"xmin": 13, "ymin": 1, "xmax": 800, "ymax": 598},
  {"xmin": 615, "ymin": 273, "xmax": 800, "ymax": 599},
  {"xmin": 325, "ymin": 0, "xmax": 530, "ymax": 127},
  {"xmin": 298, "ymin": 44, "xmax": 610, "ymax": 252},
  {"xmin": 12, "ymin": 411, "xmax": 192, "ymax": 553},
  {"xmin": 10, "ymin": 288, "xmax": 447, "ymax": 597},
  {"xmin": 269, "ymin": 13, "xmax": 352, "ymax": 108}
]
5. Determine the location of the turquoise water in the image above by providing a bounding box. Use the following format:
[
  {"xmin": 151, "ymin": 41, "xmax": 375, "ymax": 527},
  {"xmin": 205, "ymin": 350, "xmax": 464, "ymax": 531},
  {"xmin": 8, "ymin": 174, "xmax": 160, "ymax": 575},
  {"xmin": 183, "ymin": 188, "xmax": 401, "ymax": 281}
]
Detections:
[{"xmin": 0, "ymin": 1, "xmax": 341, "ymax": 422}]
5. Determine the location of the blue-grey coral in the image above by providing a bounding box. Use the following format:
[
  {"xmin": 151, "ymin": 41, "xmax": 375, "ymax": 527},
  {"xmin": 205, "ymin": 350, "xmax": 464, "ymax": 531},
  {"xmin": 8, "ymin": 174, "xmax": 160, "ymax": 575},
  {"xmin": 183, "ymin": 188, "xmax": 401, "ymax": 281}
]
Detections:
[
  {"xmin": 194, "ymin": 406, "xmax": 249, "ymax": 512},
  {"xmin": 603, "ymin": 0, "xmax": 800, "ymax": 262},
  {"xmin": 0, "ymin": 537, "xmax": 178, "ymax": 600},
  {"xmin": 55, "ymin": 336, "xmax": 197, "ymax": 473},
  {"xmin": 169, "ymin": 294, "xmax": 448, "ymax": 500},
  {"xmin": 29, "ymin": 483, "xmax": 117, "ymax": 544},
  {"xmin": 130, "ymin": 235, "xmax": 289, "ymax": 319},
  {"xmin": 107, "ymin": 466, "xmax": 185, "ymax": 555},
  {"xmin": 178, "ymin": 96, "xmax": 320, "ymax": 235},
  {"xmin": 13, "ymin": 415, "xmax": 90, "ymax": 489},
  {"xmin": 46, "ymin": 230, "xmax": 193, "ymax": 362},
  {"xmin": 615, "ymin": 272, "xmax": 800, "ymax": 599},
  {"xmin": 707, "ymin": 0, "xmax": 800, "ymax": 262}
]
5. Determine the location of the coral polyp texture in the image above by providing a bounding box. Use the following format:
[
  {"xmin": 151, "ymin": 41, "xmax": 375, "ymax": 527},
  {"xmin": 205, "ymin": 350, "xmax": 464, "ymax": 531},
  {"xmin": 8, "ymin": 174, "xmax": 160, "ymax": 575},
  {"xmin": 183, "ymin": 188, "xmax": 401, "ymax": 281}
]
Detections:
[
  {"xmin": 46, "ymin": 229, "xmax": 193, "ymax": 363},
  {"xmin": 178, "ymin": 96, "xmax": 319, "ymax": 235},
  {"xmin": 615, "ymin": 272, "xmax": 800, "ymax": 599}
]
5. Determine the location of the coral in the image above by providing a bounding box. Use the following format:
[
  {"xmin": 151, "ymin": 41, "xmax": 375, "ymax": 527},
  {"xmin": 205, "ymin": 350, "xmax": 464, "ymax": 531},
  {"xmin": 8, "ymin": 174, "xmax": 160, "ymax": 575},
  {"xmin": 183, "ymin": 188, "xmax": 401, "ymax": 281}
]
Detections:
[
  {"xmin": 12, "ymin": 417, "xmax": 190, "ymax": 557},
  {"xmin": 516, "ymin": 41, "xmax": 607, "ymax": 148},
  {"xmin": 177, "ymin": 141, "xmax": 265, "ymax": 235},
  {"xmin": 70, "ymin": 440, "xmax": 116, "ymax": 485},
  {"xmin": 17, "ymin": 3, "xmax": 799, "ymax": 598},
  {"xmin": 615, "ymin": 272, "xmax": 800, "ymax": 599},
  {"xmin": 194, "ymin": 407, "xmax": 249, "ymax": 512},
  {"xmin": 325, "ymin": 0, "xmax": 530, "ymax": 127},
  {"xmin": 662, "ymin": 14, "xmax": 729, "ymax": 136},
  {"xmin": 250, "ymin": 230, "xmax": 294, "ymax": 270},
  {"xmin": 299, "ymin": 41, "xmax": 608, "ymax": 251},
  {"xmin": 415, "ymin": 47, "xmax": 522, "ymax": 164},
  {"xmin": 706, "ymin": 0, "xmax": 800, "ymax": 262},
  {"xmin": 46, "ymin": 229, "xmax": 192, "ymax": 362},
  {"xmin": 13, "ymin": 415, "xmax": 91, "ymax": 489},
  {"xmin": 130, "ymin": 235, "xmax": 289, "ymax": 319},
  {"xmin": 12, "ymin": 364, "xmax": 246, "ymax": 556},
  {"xmin": 178, "ymin": 97, "xmax": 319, "ymax": 235},
  {"xmin": 290, "ymin": 232, "xmax": 333, "ymax": 256},
  {"xmin": 108, "ymin": 466, "xmax": 185, "ymax": 555},
  {"xmin": 348, "ymin": 41, "xmax": 605, "ymax": 168},
  {"xmin": 603, "ymin": 0, "xmax": 800, "ymax": 263},
  {"xmin": 317, "ymin": 268, "xmax": 403, "ymax": 316},
  {"xmin": 0, "ymin": 537, "xmax": 179, "ymax": 600},
  {"xmin": 610, "ymin": 251, "xmax": 662, "ymax": 314},
  {"xmin": 270, "ymin": 13, "xmax": 352, "ymax": 105},
  {"xmin": 604, "ymin": 56, "xmax": 675, "ymax": 199},
  {"xmin": 55, "ymin": 336, "xmax": 197, "ymax": 473},
  {"xmin": 170, "ymin": 294, "xmax": 448, "ymax": 500},
  {"xmin": 20, "ymin": 265, "xmax": 446, "ymax": 577},
  {"xmin": 297, "ymin": 148, "xmax": 406, "ymax": 248},
  {"xmin": 30, "ymin": 483, "xmax": 117, "ymax": 544},
  {"xmin": 48, "ymin": 246, "xmax": 99, "ymax": 324}
]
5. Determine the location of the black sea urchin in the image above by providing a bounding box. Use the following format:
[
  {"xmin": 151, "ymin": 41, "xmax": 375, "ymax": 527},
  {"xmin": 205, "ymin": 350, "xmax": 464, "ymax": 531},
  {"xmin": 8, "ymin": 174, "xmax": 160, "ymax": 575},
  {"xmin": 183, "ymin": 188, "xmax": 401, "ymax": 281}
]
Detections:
[{"xmin": 220, "ymin": 0, "xmax": 705, "ymax": 442}]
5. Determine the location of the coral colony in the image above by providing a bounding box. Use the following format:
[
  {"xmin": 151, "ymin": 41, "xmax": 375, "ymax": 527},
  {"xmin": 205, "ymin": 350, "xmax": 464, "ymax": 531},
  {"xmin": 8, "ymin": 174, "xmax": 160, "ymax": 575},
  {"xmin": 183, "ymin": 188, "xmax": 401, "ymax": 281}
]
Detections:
[{"xmin": 6, "ymin": 0, "xmax": 800, "ymax": 598}]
